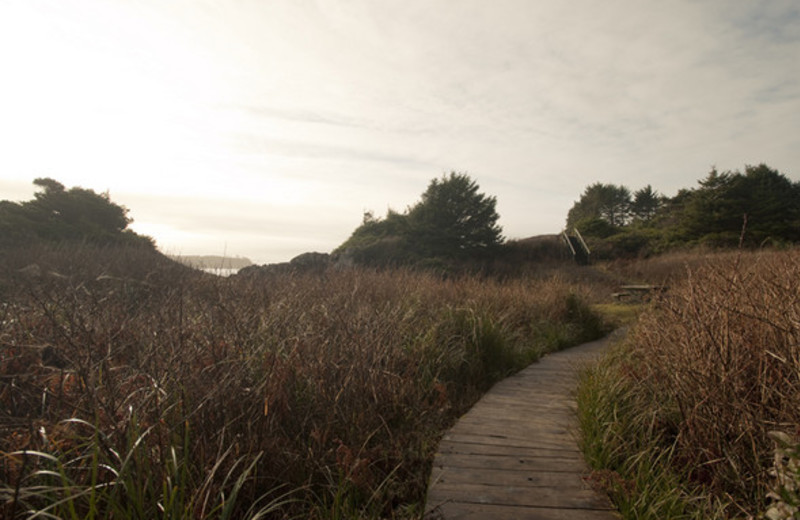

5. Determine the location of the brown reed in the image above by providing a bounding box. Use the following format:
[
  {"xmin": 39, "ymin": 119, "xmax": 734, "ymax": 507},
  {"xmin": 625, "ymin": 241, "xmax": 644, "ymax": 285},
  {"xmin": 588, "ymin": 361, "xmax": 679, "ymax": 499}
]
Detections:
[
  {"xmin": 0, "ymin": 244, "xmax": 605, "ymax": 519},
  {"xmin": 583, "ymin": 249, "xmax": 800, "ymax": 517}
]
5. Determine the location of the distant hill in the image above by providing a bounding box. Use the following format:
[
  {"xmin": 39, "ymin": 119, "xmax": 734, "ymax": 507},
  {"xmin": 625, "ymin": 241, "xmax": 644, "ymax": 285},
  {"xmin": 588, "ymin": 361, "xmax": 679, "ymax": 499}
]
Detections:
[
  {"xmin": 515, "ymin": 234, "xmax": 562, "ymax": 245},
  {"xmin": 169, "ymin": 255, "xmax": 253, "ymax": 270}
]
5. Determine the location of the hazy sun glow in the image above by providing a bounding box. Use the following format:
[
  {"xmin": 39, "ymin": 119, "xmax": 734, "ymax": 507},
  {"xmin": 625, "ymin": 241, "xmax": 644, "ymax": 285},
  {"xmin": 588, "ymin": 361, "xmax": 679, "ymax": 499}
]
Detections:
[
  {"xmin": 2, "ymin": 1, "xmax": 798, "ymax": 263},
  {"xmin": 1, "ymin": 0, "xmax": 326, "ymax": 244}
]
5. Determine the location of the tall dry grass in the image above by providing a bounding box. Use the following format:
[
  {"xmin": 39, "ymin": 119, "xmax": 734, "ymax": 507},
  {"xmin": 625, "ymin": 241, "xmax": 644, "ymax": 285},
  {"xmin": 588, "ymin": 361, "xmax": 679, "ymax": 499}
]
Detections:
[
  {"xmin": 580, "ymin": 249, "xmax": 800, "ymax": 518},
  {"xmin": 1, "ymin": 244, "xmax": 606, "ymax": 519}
]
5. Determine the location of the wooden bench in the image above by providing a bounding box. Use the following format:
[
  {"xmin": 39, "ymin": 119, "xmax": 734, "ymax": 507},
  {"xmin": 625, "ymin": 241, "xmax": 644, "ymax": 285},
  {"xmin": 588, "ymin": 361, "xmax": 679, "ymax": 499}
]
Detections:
[{"xmin": 614, "ymin": 285, "xmax": 667, "ymax": 301}]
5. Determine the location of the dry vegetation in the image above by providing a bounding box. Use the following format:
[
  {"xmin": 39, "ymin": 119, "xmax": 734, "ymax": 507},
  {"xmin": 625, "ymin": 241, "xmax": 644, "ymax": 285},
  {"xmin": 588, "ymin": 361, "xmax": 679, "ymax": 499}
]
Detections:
[
  {"xmin": 599, "ymin": 248, "xmax": 749, "ymax": 287},
  {"xmin": 579, "ymin": 249, "xmax": 800, "ymax": 518},
  {"xmin": 0, "ymin": 244, "xmax": 606, "ymax": 519}
]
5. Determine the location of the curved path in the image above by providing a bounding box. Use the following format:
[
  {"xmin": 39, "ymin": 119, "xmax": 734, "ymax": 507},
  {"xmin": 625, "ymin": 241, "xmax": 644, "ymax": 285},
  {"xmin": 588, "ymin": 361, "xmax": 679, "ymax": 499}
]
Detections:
[{"xmin": 425, "ymin": 335, "xmax": 620, "ymax": 519}]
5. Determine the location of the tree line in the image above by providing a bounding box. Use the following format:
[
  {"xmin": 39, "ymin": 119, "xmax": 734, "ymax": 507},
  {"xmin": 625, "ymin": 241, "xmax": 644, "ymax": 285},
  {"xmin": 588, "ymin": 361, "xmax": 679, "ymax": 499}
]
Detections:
[
  {"xmin": 2, "ymin": 174, "xmax": 506, "ymax": 272},
  {"xmin": 5, "ymin": 164, "xmax": 796, "ymax": 269},
  {"xmin": 566, "ymin": 163, "xmax": 800, "ymax": 258}
]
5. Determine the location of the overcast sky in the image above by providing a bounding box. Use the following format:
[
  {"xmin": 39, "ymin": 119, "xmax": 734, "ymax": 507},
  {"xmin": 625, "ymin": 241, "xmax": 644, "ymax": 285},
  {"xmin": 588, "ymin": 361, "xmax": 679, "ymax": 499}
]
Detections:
[{"xmin": 2, "ymin": 1, "xmax": 799, "ymax": 264}]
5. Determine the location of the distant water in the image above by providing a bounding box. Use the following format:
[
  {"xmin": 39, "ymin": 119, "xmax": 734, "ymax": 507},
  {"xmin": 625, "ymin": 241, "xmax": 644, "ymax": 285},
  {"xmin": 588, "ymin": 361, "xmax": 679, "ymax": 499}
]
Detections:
[{"xmin": 201, "ymin": 267, "xmax": 240, "ymax": 277}]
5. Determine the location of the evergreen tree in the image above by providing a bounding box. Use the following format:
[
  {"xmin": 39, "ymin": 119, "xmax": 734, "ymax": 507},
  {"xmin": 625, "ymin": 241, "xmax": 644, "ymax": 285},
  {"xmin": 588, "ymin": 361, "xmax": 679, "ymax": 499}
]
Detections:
[
  {"xmin": 678, "ymin": 164, "xmax": 800, "ymax": 246},
  {"xmin": 566, "ymin": 183, "xmax": 632, "ymax": 229},
  {"xmin": 336, "ymin": 172, "xmax": 503, "ymax": 265},
  {"xmin": 0, "ymin": 178, "xmax": 141, "ymax": 247},
  {"xmin": 407, "ymin": 172, "xmax": 503, "ymax": 259},
  {"xmin": 631, "ymin": 185, "xmax": 663, "ymax": 222}
]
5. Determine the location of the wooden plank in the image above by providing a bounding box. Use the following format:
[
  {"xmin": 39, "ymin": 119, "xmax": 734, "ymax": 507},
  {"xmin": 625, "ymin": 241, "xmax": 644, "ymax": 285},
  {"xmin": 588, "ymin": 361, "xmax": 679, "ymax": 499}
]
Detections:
[
  {"xmin": 455, "ymin": 408, "xmax": 575, "ymax": 421},
  {"xmin": 446, "ymin": 422, "xmax": 580, "ymax": 441},
  {"xmin": 619, "ymin": 284, "xmax": 666, "ymax": 291},
  {"xmin": 433, "ymin": 452, "xmax": 589, "ymax": 472},
  {"xmin": 430, "ymin": 466, "xmax": 592, "ymax": 487},
  {"xmin": 425, "ymin": 502, "xmax": 620, "ymax": 520},
  {"xmin": 457, "ymin": 397, "xmax": 574, "ymax": 409},
  {"xmin": 437, "ymin": 441, "xmax": 584, "ymax": 459},
  {"xmin": 426, "ymin": 482, "xmax": 614, "ymax": 510},
  {"xmin": 453, "ymin": 417, "xmax": 575, "ymax": 434},
  {"xmin": 439, "ymin": 432, "xmax": 578, "ymax": 451},
  {"xmin": 444, "ymin": 421, "xmax": 579, "ymax": 437},
  {"xmin": 446, "ymin": 418, "xmax": 577, "ymax": 434},
  {"xmin": 465, "ymin": 394, "xmax": 575, "ymax": 405}
]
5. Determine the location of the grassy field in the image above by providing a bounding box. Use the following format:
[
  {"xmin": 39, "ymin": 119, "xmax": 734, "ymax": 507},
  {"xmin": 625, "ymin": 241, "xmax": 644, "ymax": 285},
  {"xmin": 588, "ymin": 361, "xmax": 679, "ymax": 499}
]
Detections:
[
  {"xmin": 579, "ymin": 249, "xmax": 800, "ymax": 519},
  {"xmin": 0, "ymin": 244, "xmax": 607, "ymax": 519}
]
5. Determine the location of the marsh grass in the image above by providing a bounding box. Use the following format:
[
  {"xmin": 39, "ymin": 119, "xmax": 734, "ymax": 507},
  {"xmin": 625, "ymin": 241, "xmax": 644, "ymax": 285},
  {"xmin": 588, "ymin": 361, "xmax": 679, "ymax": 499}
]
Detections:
[
  {"xmin": 1, "ymin": 244, "xmax": 606, "ymax": 519},
  {"xmin": 590, "ymin": 303, "xmax": 642, "ymax": 328},
  {"xmin": 600, "ymin": 248, "xmax": 747, "ymax": 288},
  {"xmin": 578, "ymin": 249, "xmax": 800, "ymax": 518}
]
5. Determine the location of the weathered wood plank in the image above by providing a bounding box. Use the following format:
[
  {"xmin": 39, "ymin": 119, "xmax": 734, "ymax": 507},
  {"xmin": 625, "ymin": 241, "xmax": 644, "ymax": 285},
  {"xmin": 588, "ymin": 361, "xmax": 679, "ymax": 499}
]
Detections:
[
  {"xmin": 432, "ymin": 453, "xmax": 589, "ymax": 473},
  {"xmin": 437, "ymin": 441, "xmax": 584, "ymax": 459},
  {"xmin": 426, "ymin": 482, "xmax": 614, "ymax": 510},
  {"xmin": 426, "ymin": 502, "xmax": 618, "ymax": 520},
  {"xmin": 439, "ymin": 432, "xmax": 579, "ymax": 450},
  {"xmin": 451, "ymin": 419, "xmax": 575, "ymax": 437},
  {"xmin": 450, "ymin": 401, "xmax": 575, "ymax": 414},
  {"xmin": 430, "ymin": 466, "xmax": 592, "ymax": 487}
]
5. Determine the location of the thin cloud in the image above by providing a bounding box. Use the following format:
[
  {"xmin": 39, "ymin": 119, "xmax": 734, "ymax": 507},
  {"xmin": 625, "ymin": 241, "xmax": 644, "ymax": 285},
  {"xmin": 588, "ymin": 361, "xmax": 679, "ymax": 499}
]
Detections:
[
  {"xmin": 237, "ymin": 105, "xmax": 367, "ymax": 130},
  {"xmin": 1, "ymin": 1, "xmax": 798, "ymax": 262},
  {"xmin": 233, "ymin": 133, "xmax": 437, "ymax": 170}
]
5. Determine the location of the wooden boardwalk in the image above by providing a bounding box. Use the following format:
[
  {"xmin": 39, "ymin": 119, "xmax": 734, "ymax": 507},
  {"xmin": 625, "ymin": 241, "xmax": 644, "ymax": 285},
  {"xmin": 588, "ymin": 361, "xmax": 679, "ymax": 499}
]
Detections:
[{"xmin": 425, "ymin": 335, "xmax": 620, "ymax": 519}]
